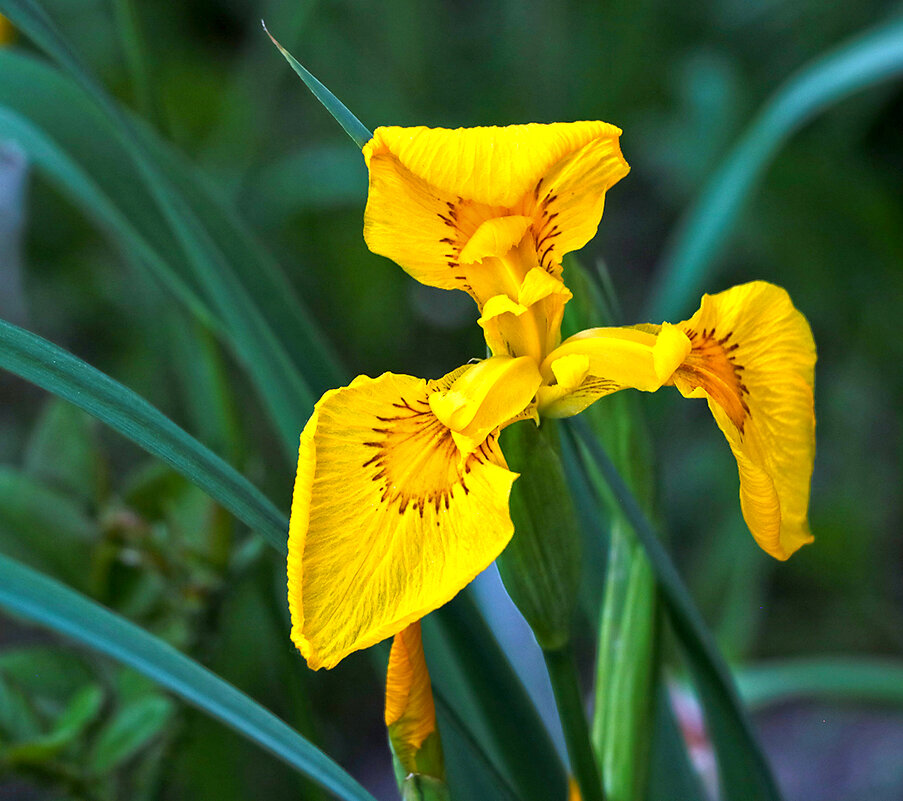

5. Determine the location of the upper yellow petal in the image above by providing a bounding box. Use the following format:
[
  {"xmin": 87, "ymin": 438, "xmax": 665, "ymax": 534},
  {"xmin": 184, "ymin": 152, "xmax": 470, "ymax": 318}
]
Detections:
[
  {"xmin": 362, "ymin": 122, "xmax": 628, "ymax": 305},
  {"xmin": 385, "ymin": 621, "xmax": 439, "ymax": 774},
  {"xmin": 364, "ymin": 122, "xmax": 625, "ymax": 208},
  {"xmin": 288, "ymin": 371, "xmax": 518, "ymax": 669},
  {"xmin": 459, "ymin": 215, "xmax": 533, "ymax": 265},
  {"xmin": 672, "ymin": 281, "xmax": 816, "ymax": 560}
]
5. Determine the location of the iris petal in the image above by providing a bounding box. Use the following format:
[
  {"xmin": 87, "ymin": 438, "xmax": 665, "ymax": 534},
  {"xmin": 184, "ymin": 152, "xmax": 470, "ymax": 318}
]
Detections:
[{"xmin": 288, "ymin": 371, "xmax": 518, "ymax": 669}]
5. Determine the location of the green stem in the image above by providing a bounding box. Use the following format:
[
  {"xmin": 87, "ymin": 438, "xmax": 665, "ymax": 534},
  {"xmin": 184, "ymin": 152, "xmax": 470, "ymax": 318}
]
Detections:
[{"xmin": 543, "ymin": 644, "xmax": 605, "ymax": 801}]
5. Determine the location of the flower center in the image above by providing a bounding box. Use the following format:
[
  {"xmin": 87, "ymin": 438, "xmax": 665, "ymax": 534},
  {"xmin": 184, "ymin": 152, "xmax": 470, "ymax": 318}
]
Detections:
[{"xmin": 362, "ymin": 396, "xmax": 491, "ymax": 516}]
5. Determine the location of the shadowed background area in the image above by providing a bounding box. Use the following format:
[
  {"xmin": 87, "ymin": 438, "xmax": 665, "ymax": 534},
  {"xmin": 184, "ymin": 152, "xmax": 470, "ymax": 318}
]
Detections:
[{"xmin": 0, "ymin": 0, "xmax": 901, "ymax": 799}]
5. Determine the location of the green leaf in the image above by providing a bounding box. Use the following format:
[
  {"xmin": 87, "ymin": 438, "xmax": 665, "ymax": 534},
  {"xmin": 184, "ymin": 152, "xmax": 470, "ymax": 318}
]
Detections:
[
  {"xmin": 434, "ymin": 696, "xmax": 522, "ymax": 801},
  {"xmin": 0, "ymin": 55, "xmax": 216, "ymax": 329},
  {"xmin": 0, "ymin": 467, "xmax": 96, "ymax": 590},
  {"xmin": 0, "ymin": 48, "xmax": 344, "ymax": 397},
  {"xmin": 0, "ymin": 3, "xmax": 322, "ymax": 454},
  {"xmin": 89, "ymin": 695, "xmax": 174, "ymax": 773},
  {"xmin": 262, "ymin": 22, "xmax": 373, "ymax": 149},
  {"xmin": 0, "ymin": 675, "xmax": 43, "ymax": 742},
  {"xmin": 0, "ymin": 552, "xmax": 377, "ymax": 801},
  {"xmin": 563, "ymin": 257, "xmax": 660, "ymax": 801},
  {"xmin": 425, "ymin": 594, "xmax": 568, "ymax": 801},
  {"xmin": 23, "ymin": 399, "xmax": 101, "ymax": 503},
  {"xmin": 0, "ymin": 647, "xmax": 95, "ymax": 700},
  {"xmin": 737, "ymin": 658, "xmax": 903, "ymax": 710},
  {"xmin": 649, "ymin": 16, "xmax": 903, "ymax": 320},
  {"xmin": 569, "ymin": 419, "xmax": 782, "ymax": 801},
  {"xmin": 594, "ymin": 519, "xmax": 658, "ymax": 801},
  {"xmin": 5, "ymin": 683, "xmax": 104, "ymax": 764},
  {"xmin": 0, "ymin": 318, "xmax": 288, "ymax": 554},
  {"xmin": 645, "ymin": 683, "xmax": 707, "ymax": 801}
]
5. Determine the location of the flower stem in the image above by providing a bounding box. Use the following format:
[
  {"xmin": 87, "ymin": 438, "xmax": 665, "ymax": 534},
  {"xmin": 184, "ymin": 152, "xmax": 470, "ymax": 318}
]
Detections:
[{"xmin": 543, "ymin": 644, "xmax": 606, "ymax": 801}]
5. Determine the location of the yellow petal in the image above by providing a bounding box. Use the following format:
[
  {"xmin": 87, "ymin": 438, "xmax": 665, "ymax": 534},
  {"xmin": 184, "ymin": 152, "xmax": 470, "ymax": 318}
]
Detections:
[
  {"xmin": 538, "ymin": 324, "xmax": 691, "ymax": 417},
  {"xmin": 363, "ymin": 146, "xmax": 492, "ymax": 292},
  {"xmin": 385, "ymin": 621, "xmax": 440, "ymax": 775},
  {"xmin": 478, "ymin": 271, "xmax": 572, "ymax": 361},
  {"xmin": 362, "ymin": 122, "xmax": 628, "ymax": 302},
  {"xmin": 429, "ymin": 356, "xmax": 542, "ymax": 453},
  {"xmin": 528, "ymin": 134, "xmax": 631, "ymax": 271},
  {"xmin": 672, "ymin": 282, "xmax": 816, "ymax": 560},
  {"xmin": 288, "ymin": 371, "xmax": 518, "ymax": 670},
  {"xmin": 365, "ymin": 122, "xmax": 624, "ymax": 208},
  {"xmin": 458, "ymin": 215, "xmax": 533, "ymax": 264}
]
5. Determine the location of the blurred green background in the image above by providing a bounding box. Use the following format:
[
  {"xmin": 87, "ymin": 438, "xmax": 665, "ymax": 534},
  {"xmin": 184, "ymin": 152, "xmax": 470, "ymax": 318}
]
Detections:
[{"xmin": 0, "ymin": 0, "xmax": 901, "ymax": 799}]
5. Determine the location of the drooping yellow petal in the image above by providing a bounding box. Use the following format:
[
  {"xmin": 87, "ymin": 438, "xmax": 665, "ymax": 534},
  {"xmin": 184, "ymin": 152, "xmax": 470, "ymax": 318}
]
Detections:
[
  {"xmin": 385, "ymin": 621, "xmax": 443, "ymax": 777},
  {"xmin": 288, "ymin": 371, "xmax": 518, "ymax": 670},
  {"xmin": 362, "ymin": 122, "xmax": 628, "ymax": 303},
  {"xmin": 672, "ymin": 282, "xmax": 816, "ymax": 560},
  {"xmin": 538, "ymin": 324, "xmax": 691, "ymax": 417},
  {"xmin": 429, "ymin": 356, "xmax": 542, "ymax": 454}
]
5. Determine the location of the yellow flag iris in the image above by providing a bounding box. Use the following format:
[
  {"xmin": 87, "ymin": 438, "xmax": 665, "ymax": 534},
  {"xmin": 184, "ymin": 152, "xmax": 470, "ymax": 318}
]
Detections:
[{"xmin": 288, "ymin": 122, "xmax": 816, "ymax": 671}]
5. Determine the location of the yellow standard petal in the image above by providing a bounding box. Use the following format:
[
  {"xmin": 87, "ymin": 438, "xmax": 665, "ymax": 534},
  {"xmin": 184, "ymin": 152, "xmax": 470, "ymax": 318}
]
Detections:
[
  {"xmin": 288, "ymin": 371, "xmax": 518, "ymax": 670},
  {"xmin": 671, "ymin": 281, "xmax": 816, "ymax": 560},
  {"xmin": 362, "ymin": 122, "xmax": 628, "ymax": 304},
  {"xmin": 385, "ymin": 621, "xmax": 443, "ymax": 777}
]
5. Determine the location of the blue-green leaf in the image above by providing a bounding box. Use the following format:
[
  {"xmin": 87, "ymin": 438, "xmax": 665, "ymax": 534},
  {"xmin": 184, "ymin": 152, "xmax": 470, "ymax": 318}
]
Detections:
[
  {"xmin": 0, "ymin": 552, "xmax": 377, "ymax": 801},
  {"xmin": 262, "ymin": 22, "xmax": 373, "ymax": 149},
  {"xmin": 0, "ymin": 318, "xmax": 287, "ymax": 554},
  {"xmin": 648, "ymin": 17, "xmax": 903, "ymax": 320},
  {"xmin": 569, "ymin": 419, "xmax": 782, "ymax": 801}
]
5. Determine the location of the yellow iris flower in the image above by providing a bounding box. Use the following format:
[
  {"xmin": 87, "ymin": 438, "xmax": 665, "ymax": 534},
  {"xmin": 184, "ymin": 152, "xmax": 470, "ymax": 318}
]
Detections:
[{"xmin": 287, "ymin": 122, "xmax": 816, "ymax": 675}]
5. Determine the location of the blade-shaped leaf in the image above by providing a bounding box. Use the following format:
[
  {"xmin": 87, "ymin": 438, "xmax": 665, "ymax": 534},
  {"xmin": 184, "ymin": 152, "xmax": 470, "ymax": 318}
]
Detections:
[
  {"xmin": 0, "ymin": 318, "xmax": 287, "ymax": 554},
  {"xmin": 0, "ymin": 1, "xmax": 320, "ymax": 454},
  {"xmin": 569, "ymin": 418, "xmax": 782, "ymax": 801},
  {"xmin": 262, "ymin": 22, "xmax": 372, "ymax": 149},
  {"xmin": 0, "ymin": 552, "xmax": 377, "ymax": 801},
  {"xmin": 0, "ymin": 48, "xmax": 344, "ymax": 394},
  {"xmin": 648, "ymin": 16, "xmax": 903, "ymax": 320},
  {"xmin": 738, "ymin": 658, "xmax": 903, "ymax": 710},
  {"xmin": 425, "ymin": 593, "xmax": 568, "ymax": 801}
]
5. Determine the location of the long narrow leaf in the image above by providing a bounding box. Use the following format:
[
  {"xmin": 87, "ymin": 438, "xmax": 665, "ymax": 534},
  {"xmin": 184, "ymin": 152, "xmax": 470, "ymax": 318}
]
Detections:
[
  {"xmin": 648, "ymin": 17, "xmax": 903, "ymax": 320},
  {"xmin": 263, "ymin": 22, "xmax": 373, "ymax": 149},
  {"xmin": 425, "ymin": 594, "xmax": 568, "ymax": 801},
  {"xmin": 569, "ymin": 418, "xmax": 782, "ymax": 801},
  {"xmin": 0, "ymin": 48, "xmax": 344, "ymax": 394},
  {"xmin": 0, "ymin": 0, "xmax": 317, "ymax": 454},
  {"xmin": 0, "ymin": 318, "xmax": 287, "ymax": 554},
  {"xmin": 738, "ymin": 658, "xmax": 903, "ymax": 709},
  {"xmin": 0, "ymin": 553, "xmax": 376, "ymax": 801}
]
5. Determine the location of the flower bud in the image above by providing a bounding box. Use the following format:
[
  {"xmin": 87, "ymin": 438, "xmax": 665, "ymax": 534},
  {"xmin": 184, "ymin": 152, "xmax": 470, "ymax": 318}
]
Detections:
[{"xmin": 497, "ymin": 419, "xmax": 582, "ymax": 650}]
